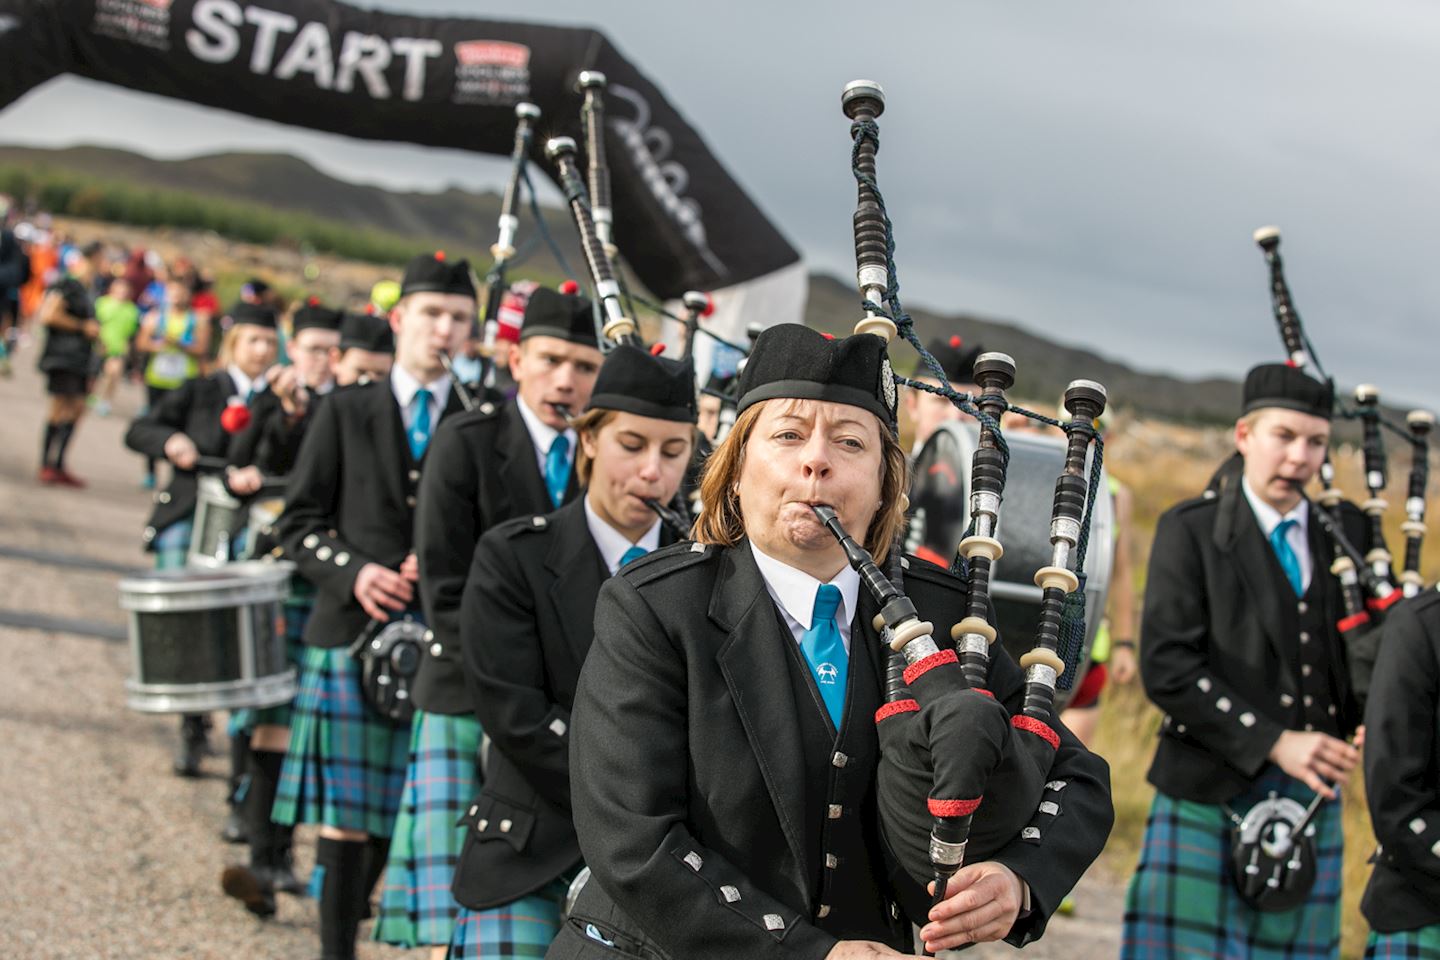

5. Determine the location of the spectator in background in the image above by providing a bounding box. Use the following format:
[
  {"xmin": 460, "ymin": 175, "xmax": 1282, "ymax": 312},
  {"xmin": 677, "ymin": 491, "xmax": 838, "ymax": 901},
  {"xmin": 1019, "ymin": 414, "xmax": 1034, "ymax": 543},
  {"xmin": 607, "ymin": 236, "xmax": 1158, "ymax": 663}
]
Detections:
[
  {"xmin": 93, "ymin": 276, "xmax": 140, "ymax": 417},
  {"xmin": 37, "ymin": 249, "xmax": 99, "ymax": 486},
  {"xmin": 0, "ymin": 213, "xmax": 30, "ymax": 377},
  {"xmin": 136, "ymin": 272, "xmax": 210, "ymax": 488}
]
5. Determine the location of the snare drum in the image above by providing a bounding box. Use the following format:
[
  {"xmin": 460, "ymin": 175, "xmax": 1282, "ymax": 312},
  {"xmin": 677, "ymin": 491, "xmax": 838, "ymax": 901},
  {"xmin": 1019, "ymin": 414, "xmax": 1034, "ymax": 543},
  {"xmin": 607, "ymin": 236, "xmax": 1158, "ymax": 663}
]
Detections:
[
  {"xmin": 118, "ymin": 560, "xmax": 298, "ymax": 713},
  {"xmin": 189, "ymin": 474, "xmax": 246, "ymax": 567},
  {"xmin": 241, "ymin": 484, "xmax": 287, "ymax": 561},
  {"xmin": 907, "ymin": 421, "xmax": 1114, "ymax": 704}
]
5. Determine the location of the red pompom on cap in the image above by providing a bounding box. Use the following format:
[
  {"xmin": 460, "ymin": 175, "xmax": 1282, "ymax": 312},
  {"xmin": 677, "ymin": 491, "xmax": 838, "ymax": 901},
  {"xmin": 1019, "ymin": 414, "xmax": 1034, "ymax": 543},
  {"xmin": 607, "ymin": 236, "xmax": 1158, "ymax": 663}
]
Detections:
[
  {"xmin": 701, "ymin": 294, "xmax": 715, "ymax": 318},
  {"xmin": 308, "ymin": 296, "xmax": 320, "ymax": 306},
  {"xmin": 220, "ymin": 399, "xmax": 252, "ymax": 435},
  {"xmin": 559, "ymin": 280, "xmax": 580, "ymax": 295},
  {"xmin": 434, "ymin": 250, "xmax": 446, "ymax": 262},
  {"xmin": 949, "ymin": 335, "xmax": 962, "ymax": 348},
  {"xmin": 649, "ymin": 342, "xmax": 666, "ymax": 357},
  {"xmin": 820, "ymin": 332, "xmax": 836, "ymax": 341}
]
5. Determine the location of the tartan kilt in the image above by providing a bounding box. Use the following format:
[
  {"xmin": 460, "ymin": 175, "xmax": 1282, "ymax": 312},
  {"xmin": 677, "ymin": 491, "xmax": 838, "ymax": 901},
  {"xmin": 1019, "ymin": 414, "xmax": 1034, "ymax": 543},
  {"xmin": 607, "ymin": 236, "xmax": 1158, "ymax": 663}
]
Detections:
[
  {"xmin": 373, "ymin": 710, "xmax": 483, "ymax": 948},
  {"xmin": 447, "ymin": 878, "xmax": 570, "ymax": 959},
  {"xmin": 1366, "ymin": 925, "xmax": 1440, "ymax": 959},
  {"xmin": 270, "ymin": 644, "xmax": 410, "ymax": 836},
  {"xmin": 231, "ymin": 596, "xmax": 312, "ymax": 732},
  {"xmin": 151, "ymin": 519, "xmax": 193, "ymax": 571},
  {"xmin": 1122, "ymin": 765, "xmax": 1344, "ymax": 960}
]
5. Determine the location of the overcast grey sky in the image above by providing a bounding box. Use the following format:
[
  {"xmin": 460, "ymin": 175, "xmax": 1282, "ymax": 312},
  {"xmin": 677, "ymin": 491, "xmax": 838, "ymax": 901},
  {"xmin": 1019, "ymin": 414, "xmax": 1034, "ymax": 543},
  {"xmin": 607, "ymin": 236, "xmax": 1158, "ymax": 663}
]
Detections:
[{"xmin": 3, "ymin": 0, "xmax": 1438, "ymax": 408}]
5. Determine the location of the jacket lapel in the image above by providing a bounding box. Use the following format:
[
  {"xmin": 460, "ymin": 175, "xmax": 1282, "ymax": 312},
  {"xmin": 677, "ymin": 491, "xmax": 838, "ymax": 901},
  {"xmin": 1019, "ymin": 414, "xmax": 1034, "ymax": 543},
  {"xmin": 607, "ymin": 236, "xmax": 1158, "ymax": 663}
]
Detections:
[
  {"xmin": 498, "ymin": 403, "xmax": 555, "ymax": 516},
  {"xmin": 544, "ymin": 501, "xmax": 609, "ymax": 669},
  {"xmin": 1215, "ymin": 477, "xmax": 1291, "ymax": 662},
  {"xmin": 365, "ymin": 377, "xmax": 410, "ymax": 510},
  {"xmin": 712, "ymin": 543, "xmax": 810, "ymax": 881}
]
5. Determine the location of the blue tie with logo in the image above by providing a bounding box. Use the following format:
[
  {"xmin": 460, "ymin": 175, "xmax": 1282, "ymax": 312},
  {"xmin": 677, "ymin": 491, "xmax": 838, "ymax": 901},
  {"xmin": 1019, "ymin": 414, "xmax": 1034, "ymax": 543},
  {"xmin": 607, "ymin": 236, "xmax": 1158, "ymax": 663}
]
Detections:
[
  {"xmin": 545, "ymin": 434, "xmax": 571, "ymax": 508},
  {"xmin": 619, "ymin": 545, "xmax": 648, "ymax": 569},
  {"xmin": 408, "ymin": 389, "xmax": 433, "ymax": 461},
  {"xmin": 1269, "ymin": 518, "xmax": 1304, "ymax": 596},
  {"xmin": 800, "ymin": 584, "xmax": 849, "ymax": 729}
]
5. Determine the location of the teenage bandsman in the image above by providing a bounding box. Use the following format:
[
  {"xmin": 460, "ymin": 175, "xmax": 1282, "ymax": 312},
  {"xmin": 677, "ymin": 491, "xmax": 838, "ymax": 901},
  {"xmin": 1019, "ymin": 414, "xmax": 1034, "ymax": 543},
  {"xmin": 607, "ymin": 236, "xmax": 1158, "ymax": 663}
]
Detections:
[
  {"xmin": 447, "ymin": 343, "xmax": 698, "ymax": 957},
  {"xmin": 373, "ymin": 286, "xmax": 602, "ymax": 956},
  {"xmin": 550, "ymin": 325, "xmax": 1112, "ymax": 959},
  {"xmin": 332, "ymin": 309, "xmax": 395, "ymax": 386},
  {"xmin": 1123, "ymin": 364, "xmax": 1368, "ymax": 959},
  {"xmin": 1360, "ymin": 590, "xmax": 1440, "ymax": 958},
  {"xmin": 124, "ymin": 301, "xmax": 280, "ymax": 777},
  {"xmin": 272, "ymin": 252, "xmax": 475, "ymax": 960}
]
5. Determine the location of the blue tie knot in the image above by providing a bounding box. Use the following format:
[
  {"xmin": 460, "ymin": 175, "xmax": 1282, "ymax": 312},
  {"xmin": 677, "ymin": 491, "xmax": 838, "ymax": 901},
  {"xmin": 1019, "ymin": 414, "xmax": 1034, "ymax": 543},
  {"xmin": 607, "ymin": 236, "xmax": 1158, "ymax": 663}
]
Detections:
[
  {"xmin": 1274, "ymin": 518, "xmax": 1297, "ymax": 538},
  {"xmin": 550, "ymin": 433, "xmax": 570, "ymax": 459},
  {"xmin": 812, "ymin": 584, "xmax": 842, "ymax": 624},
  {"xmin": 620, "ymin": 545, "xmax": 647, "ymax": 568}
]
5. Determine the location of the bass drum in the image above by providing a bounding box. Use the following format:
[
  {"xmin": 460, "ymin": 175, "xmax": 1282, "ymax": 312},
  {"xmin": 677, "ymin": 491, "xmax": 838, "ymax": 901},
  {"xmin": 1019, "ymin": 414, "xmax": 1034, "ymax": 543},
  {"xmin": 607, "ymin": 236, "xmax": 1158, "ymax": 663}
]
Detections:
[{"xmin": 906, "ymin": 420, "xmax": 1114, "ymax": 707}]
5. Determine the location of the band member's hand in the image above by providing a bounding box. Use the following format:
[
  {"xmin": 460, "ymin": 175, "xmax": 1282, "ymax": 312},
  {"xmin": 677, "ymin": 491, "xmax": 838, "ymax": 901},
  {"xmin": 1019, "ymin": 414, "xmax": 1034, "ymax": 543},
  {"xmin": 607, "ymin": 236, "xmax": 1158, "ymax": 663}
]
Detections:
[
  {"xmin": 1353, "ymin": 725, "xmax": 1365, "ymax": 751},
  {"xmin": 399, "ymin": 551, "xmax": 420, "ymax": 583},
  {"xmin": 353, "ymin": 562, "xmax": 413, "ymax": 621},
  {"xmin": 163, "ymin": 433, "xmax": 199, "ymax": 470},
  {"xmin": 823, "ymin": 942, "xmax": 916, "ymax": 959},
  {"xmin": 269, "ymin": 366, "xmax": 307, "ymax": 417},
  {"xmin": 921, "ymin": 861, "xmax": 1025, "ymax": 951},
  {"xmin": 1109, "ymin": 644, "xmax": 1138, "ymax": 684},
  {"xmin": 1267, "ymin": 730, "xmax": 1360, "ymax": 799},
  {"xmin": 226, "ymin": 465, "xmax": 264, "ymax": 496}
]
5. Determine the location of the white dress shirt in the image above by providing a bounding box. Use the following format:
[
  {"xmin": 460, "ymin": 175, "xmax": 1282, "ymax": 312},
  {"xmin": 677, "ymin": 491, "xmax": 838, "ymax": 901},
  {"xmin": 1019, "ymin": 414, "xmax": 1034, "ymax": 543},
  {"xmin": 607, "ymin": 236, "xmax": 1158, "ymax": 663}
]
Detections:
[
  {"xmin": 390, "ymin": 364, "xmax": 452, "ymax": 433},
  {"xmin": 226, "ymin": 364, "xmax": 267, "ymax": 401},
  {"xmin": 749, "ymin": 542, "xmax": 861, "ymax": 654},
  {"xmin": 515, "ymin": 394, "xmax": 577, "ymax": 476},
  {"xmin": 584, "ymin": 497, "xmax": 662, "ymax": 576},
  {"xmin": 1242, "ymin": 477, "xmax": 1313, "ymax": 592}
]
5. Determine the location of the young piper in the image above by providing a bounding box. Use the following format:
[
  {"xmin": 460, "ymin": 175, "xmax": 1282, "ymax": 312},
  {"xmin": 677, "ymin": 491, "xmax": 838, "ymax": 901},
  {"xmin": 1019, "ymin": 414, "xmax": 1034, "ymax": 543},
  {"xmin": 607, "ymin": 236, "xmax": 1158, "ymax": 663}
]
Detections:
[
  {"xmin": 447, "ymin": 343, "xmax": 697, "ymax": 958},
  {"xmin": 273, "ymin": 251, "xmax": 475, "ymax": 960},
  {"xmin": 332, "ymin": 310, "xmax": 395, "ymax": 387},
  {"xmin": 124, "ymin": 301, "xmax": 279, "ymax": 776},
  {"xmin": 376, "ymin": 286, "xmax": 602, "ymax": 957},
  {"xmin": 1359, "ymin": 591, "xmax": 1440, "ymax": 958},
  {"xmin": 1123, "ymin": 363, "xmax": 1368, "ymax": 960}
]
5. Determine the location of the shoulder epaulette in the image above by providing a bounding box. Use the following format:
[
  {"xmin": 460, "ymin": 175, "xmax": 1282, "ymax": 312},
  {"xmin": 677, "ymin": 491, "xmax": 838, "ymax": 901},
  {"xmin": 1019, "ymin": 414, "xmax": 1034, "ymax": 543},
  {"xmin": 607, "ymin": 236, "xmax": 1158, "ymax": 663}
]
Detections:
[
  {"xmin": 622, "ymin": 540, "xmax": 715, "ymax": 586},
  {"xmin": 497, "ymin": 513, "xmax": 552, "ymax": 538},
  {"xmin": 1170, "ymin": 494, "xmax": 1216, "ymax": 516}
]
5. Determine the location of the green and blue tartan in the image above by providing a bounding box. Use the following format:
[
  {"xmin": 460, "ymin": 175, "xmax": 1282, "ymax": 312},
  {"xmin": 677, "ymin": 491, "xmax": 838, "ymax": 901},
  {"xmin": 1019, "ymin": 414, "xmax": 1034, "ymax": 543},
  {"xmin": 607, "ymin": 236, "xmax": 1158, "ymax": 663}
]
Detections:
[
  {"xmin": 373, "ymin": 709, "xmax": 483, "ymax": 948},
  {"xmin": 151, "ymin": 519, "xmax": 192, "ymax": 570},
  {"xmin": 447, "ymin": 877, "xmax": 570, "ymax": 959},
  {"xmin": 231, "ymin": 585, "xmax": 313, "ymax": 732},
  {"xmin": 1367, "ymin": 925, "xmax": 1440, "ymax": 959},
  {"xmin": 270, "ymin": 645, "xmax": 410, "ymax": 836},
  {"xmin": 1122, "ymin": 765, "xmax": 1344, "ymax": 960}
]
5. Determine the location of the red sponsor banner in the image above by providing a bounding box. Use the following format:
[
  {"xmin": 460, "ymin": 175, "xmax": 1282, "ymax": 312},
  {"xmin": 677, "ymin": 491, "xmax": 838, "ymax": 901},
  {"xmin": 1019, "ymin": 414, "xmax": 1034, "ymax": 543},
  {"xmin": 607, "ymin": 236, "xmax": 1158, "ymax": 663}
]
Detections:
[{"xmin": 453, "ymin": 40, "xmax": 529, "ymax": 69}]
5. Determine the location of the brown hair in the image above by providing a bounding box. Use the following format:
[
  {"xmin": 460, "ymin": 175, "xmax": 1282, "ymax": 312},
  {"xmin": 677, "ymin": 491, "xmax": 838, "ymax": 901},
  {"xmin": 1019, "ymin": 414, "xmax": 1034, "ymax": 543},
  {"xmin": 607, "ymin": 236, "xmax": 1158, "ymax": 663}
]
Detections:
[
  {"xmin": 693, "ymin": 399, "xmax": 910, "ymax": 563},
  {"xmin": 569, "ymin": 407, "xmax": 618, "ymax": 487}
]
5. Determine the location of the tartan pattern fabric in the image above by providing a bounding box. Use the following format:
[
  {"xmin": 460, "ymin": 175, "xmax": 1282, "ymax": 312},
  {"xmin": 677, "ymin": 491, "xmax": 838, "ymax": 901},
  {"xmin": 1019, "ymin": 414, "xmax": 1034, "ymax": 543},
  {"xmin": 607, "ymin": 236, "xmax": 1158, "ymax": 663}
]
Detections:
[
  {"xmin": 232, "ymin": 599, "xmax": 311, "ymax": 731},
  {"xmin": 1122, "ymin": 765, "xmax": 1344, "ymax": 960},
  {"xmin": 1367, "ymin": 925, "xmax": 1440, "ymax": 959},
  {"xmin": 373, "ymin": 710, "xmax": 483, "ymax": 947},
  {"xmin": 151, "ymin": 519, "xmax": 192, "ymax": 570},
  {"xmin": 271, "ymin": 644, "xmax": 410, "ymax": 836},
  {"xmin": 447, "ymin": 878, "xmax": 570, "ymax": 959}
]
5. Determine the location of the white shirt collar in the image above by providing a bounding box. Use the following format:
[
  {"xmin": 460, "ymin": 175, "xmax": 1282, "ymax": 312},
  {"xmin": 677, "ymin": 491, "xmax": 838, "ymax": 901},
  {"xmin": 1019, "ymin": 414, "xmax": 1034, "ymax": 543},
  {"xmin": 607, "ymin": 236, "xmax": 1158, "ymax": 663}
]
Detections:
[
  {"xmin": 584, "ymin": 496, "xmax": 663, "ymax": 575},
  {"xmin": 1241, "ymin": 476, "xmax": 1309, "ymax": 539},
  {"xmin": 749, "ymin": 541, "xmax": 861, "ymax": 652},
  {"xmin": 389, "ymin": 363, "xmax": 452, "ymax": 413},
  {"xmin": 227, "ymin": 365, "xmax": 266, "ymax": 399},
  {"xmin": 515, "ymin": 394, "xmax": 577, "ymax": 468}
]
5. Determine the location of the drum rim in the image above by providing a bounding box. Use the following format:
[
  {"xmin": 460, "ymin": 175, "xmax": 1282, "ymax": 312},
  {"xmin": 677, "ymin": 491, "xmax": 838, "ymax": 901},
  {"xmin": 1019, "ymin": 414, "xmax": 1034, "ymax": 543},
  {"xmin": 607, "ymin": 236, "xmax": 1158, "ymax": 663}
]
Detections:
[
  {"xmin": 125, "ymin": 669, "xmax": 298, "ymax": 714},
  {"xmin": 118, "ymin": 560, "xmax": 296, "ymax": 599}
]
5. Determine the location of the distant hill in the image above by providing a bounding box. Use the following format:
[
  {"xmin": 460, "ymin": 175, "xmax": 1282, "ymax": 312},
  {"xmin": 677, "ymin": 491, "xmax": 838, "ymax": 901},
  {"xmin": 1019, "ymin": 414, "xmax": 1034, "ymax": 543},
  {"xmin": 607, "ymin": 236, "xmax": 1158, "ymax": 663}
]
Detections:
[{"xmin": 1, "ymin": 143, "xmax": 1250, "ymax": 422}]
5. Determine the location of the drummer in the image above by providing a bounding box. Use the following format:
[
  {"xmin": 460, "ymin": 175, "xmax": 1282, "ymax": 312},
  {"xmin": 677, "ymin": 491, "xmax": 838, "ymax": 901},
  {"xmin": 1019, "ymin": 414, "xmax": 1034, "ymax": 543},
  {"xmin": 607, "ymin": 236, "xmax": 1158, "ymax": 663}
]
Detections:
[
  {"xmin": 376, "ymin": 285, "xmax": 601, "ymax": 956},
  {"xmin": 273, "ymin": 251, "xmax": 475, "ymax": 960},
  {"xmin": 903, "ymin": 334, "xmax": 981, "ymax": 455},
  {"xmin": 902, "ymin": 334, "xmax": 982, "ymax": 570},
  {"xmin": 219, "ymin": 298, "xmax": 344, "ymax": 913},
  {"xmin": 123, "ymin": 301, "xmax": 280, "ymax": 778},
  {"xmin": 446, "ymin": 344, "xmax": 695, "ymax": 957},
  {"xmin": 552, "ymin": 324, "xmax": 1112, "ymax": 958}
]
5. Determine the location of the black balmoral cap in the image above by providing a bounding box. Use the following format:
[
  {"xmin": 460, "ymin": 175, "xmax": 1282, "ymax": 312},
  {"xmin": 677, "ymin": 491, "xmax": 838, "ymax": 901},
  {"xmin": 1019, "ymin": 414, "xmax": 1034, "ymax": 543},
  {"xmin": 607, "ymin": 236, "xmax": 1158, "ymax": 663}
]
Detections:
[
  {"xmin": 228, "ymin": 301, "xmax": 278, "ymax": 330},
  {"xmin": 586, "ymin": 344, "xmax": 697, "ymax": 423},
  {"xmin": 738, "ymin": 324, "xmax": 897, "ymax": 424},
  {"xmin": 923, "ymin": 334, "xmax": 983, "ymax": 385},
  {"xmin": 519, "ymin": 286, "xmax": 599, "ymax": 348},
  {"xmin": 1242, "ymin": 363, "xmax": 1334, "ymax": 420},
  {"xmin": 339, "ymin": 311, "xmax": 396, "ymax": 355},
  {"xmin": 399, "ymin": 250, "xmax": 477, "ymax": 299},
  {"xmin": 292, "ymin": 298, "xmax": 342, "ymax": 334}
]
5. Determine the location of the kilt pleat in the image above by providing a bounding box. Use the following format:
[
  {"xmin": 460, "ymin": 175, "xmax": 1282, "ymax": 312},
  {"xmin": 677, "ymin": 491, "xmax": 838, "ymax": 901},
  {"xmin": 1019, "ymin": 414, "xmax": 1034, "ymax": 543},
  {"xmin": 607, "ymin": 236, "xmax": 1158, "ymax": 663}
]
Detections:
[
  {"xmin": 446, "ymin": 879, "xmax": 569, "ymax": 960},
  {"xmin": 1366, "ymin": 925, "xmax": 1440, "ymax": 959},
  {"xmin": 373, "ymin": 709, "xmax": 483, "ymax": 947},
  {"xmin": 270, "ymin": 645, "xmax": 409, "ymax": 836},
  {"xmin": 1121, "ymin": 765, "xmax": 1343, "ymax": 960}
]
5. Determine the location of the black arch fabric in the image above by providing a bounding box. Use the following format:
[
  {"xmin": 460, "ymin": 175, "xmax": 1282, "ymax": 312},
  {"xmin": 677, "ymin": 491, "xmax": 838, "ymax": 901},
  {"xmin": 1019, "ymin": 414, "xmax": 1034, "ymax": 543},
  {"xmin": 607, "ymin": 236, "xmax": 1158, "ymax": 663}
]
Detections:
[{"xmin": 0, "ymin": 0, "xmax": 800, "ymax": 300}]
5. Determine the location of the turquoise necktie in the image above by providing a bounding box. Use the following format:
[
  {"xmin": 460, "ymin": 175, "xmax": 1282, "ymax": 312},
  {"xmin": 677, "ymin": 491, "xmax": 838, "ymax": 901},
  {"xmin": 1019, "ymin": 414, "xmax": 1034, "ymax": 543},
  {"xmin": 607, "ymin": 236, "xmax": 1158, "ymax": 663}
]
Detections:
[
  {"xmin": 545, "ymin": 434, "xmax": 571, "ymax": 508},
  {"xmin": 800, "ymin": 584, "xmax": 849, "ymax": 729},
  {"xmin": 1270, "ymin": 518, "xmax": 1304, "ymax": 596},
  {"xmin": 408, "ymin": 389, "xmax": 433, "ymax": 461},
  {"xmin": 619, "ymin": 545, "xmax": 648, "ymax": 568}
]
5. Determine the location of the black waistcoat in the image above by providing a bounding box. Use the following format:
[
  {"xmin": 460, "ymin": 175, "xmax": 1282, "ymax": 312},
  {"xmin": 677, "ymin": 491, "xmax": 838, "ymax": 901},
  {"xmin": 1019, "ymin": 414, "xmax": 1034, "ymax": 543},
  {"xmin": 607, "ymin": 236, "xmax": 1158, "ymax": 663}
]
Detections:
[{"xmin": 777, "ymin": 609, "xmax": 904, "ymax": 946}]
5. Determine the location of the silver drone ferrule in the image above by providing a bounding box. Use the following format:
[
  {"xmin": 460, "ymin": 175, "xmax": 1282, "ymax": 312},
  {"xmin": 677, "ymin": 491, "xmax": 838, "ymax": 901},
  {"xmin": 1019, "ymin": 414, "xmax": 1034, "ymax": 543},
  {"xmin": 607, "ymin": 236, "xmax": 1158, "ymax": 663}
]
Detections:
[
  {"xmin": 1407, "ymin": 497, "xmax": 1426, "ymax": 520},
  {"xmin": 929, "ymin": 836, "xmax": 967, "ymax": 867},
  {"xmin": 1025, "ymin": 662, "xmax": 1059, "ymax": 691},
  {"xmin": 899, "ymin": 634, "xmax": 942, "ymax": 667},
  {"xmin": 496, "ymin": 214, "xmax": 520, "ymax": 253}
]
